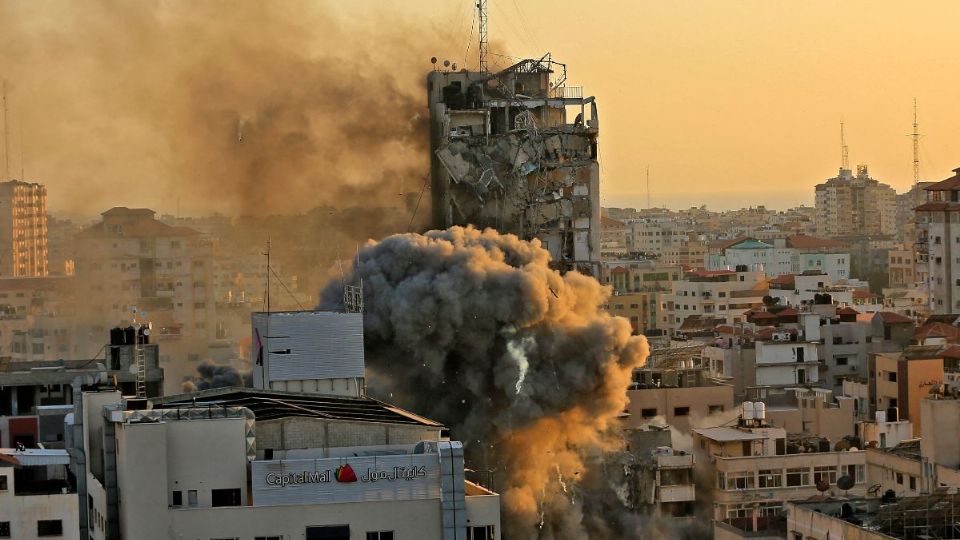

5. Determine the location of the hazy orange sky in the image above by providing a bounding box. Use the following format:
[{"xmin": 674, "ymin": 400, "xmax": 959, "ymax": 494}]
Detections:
[
  {"xmin": 2, "ymin": 1, "xmax": 959, "ymax": 215},
  {"xmin": 399, "ymin": 0, "xmax": 960, "ymax": 210}
]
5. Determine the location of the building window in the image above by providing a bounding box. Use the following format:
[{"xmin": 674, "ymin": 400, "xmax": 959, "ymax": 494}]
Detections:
[
  {"xmin": 725, "ymin": 503, "xmax": 751, "ymax": 519},
  {"xmin": 306, "ymin": 526, "xmax": 349, "ymax": 540},
  {"xmin": 366, "ymin": 532, "xmax": 395, "ymax": 540},
  {"xmin": 896, "ymin": 473, "xmax": 904, "ymax": 485},
  {"xmin": 673, "ymin": 407, "xmax": 690, "ymax": 417},
  {"xmin": 708, "ymin": 405, "xmax": 725, "ymax": 414},
  {"xmin": 188, "ymin": 490, "xmax": 198, "ymax": 507},
  {"xmin": 758, "ymin": 469, "xmax": 783, "ymax": 488},
  {"xmin": 211, "ymin": 488, "xmax": 241, "ymax": 507},
  {"xmin": 886, "ymin": 371, "xmax": 897, "ymax": 382},
  {"xmin": 836, "ymin": 357, "xmax": 848, "ymax": 366},
  {"xmin": 757, "ymin": 502, "xmax": 783, "ymax": 517},
  {"xmin": 0, "ymin": 522, "xmax": 9, "ymax": 538},
  {"xmin": 786, "ymin": 468, "xmax": 810, "ymax": 487},
  {"xmin": 725, "ymin": 471, "xmax": 755, "ymax": 490},
  {"xmin": 0, "ymin": 476, "xmax": 6, "ymax": 491},
  {"xmin": 172, "ymin": 490, "xmax": 182, "ymax": 507},
  {"xmin": 468, "ymin": 526, "xmax": 495, "ymax": 540},
  {"xmin": 641, "ymin": 408, "xmax": 657, "ymax": 418},
  {"xmin": 37, "ymin": 520, "xmax": 63, "ymax": 537},
  {"xmin": 814, "ymin": 466, "xmax": 837, "ymax": 485},
  {"xmin": 909, "ymin": 476, "xmax": 917, "ymax": 490}
]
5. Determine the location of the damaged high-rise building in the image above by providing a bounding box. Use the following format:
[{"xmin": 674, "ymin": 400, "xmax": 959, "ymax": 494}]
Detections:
[{"xmin": 428, "ymin": 55, "xmax": 601, "ymax": 274}]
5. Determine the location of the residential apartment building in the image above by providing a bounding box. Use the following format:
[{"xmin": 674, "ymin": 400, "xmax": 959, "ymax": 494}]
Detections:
[
  {"xmin": 814, "ymin": 165, "xmax": 897, "ymax": 238},
  {"xmin": 602, "ymin": 260, "xmax": 682, "ymax": 333},
  {"xmin": 660, "ymin": 232, "xmax": 708, "ymax": 270},
  {"xmin": 615, "ymin": 426, "xmax": 697, "ymax": 520},
  {"xmin": 662, "ymin": 267, "xmax": 768, "ymax": 337},
  {"xmin": 695, "ymin": 405, "xmax": 866, "ymax": 531},
  {"xmin": 915, "ymin": 166, "xmax": 960, "ymax": 314},
  {"xmin": 0, "ymin": 448, "xmax": 79, "ymax": 540},
  {"xmin": 869, "ymin": 346, "xmax": 945, "ymax": 437},
  {"xmin": 708, "ymin": 235, "xmax": 850, "ymax": 282},
  {"xmin": 625, "ymin": 366, "xmax": 734, "ymax": 432},
  {"xmin": 0, "ymin": 180, "xmax": 47, "ymax": 277},
  {"xmin": 73, "ymin": 208, "xmax": 217, "ymax": 386}
]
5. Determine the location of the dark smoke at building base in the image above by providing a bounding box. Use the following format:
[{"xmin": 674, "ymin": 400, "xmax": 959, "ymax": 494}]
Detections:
[
  {"xmin": 182, "ymin": 360, "xmax": 252, "ymax": 393},
  {"xmin": 321, "ymin": 226, "xmax": 648, "ymax": 539}
]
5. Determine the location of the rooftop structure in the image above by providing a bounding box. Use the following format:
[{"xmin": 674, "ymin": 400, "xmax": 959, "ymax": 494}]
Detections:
[{"xmin": 787, "ymin": 495, "xmax": 960, "ymax": 540}]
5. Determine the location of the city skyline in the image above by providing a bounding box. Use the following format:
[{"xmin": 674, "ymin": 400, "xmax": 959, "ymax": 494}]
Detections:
[{"xmin": 3, "ymin": 1, "xmax": 960, "ymax": 216}]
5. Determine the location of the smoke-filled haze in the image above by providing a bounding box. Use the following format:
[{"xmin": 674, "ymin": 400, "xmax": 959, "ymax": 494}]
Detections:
[{"xmin": 0, "ymin": 1, "xmax": 454, "ymax": 217}]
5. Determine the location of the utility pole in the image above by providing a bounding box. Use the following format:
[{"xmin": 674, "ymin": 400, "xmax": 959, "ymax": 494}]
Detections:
[
  {"xmin": 840, "ymin": 119, "xmax": 849, "ymax": 171},
  {"xmin": 477, "ymin": 0, "xmax": 488, "ymax": 72},
  {"xmin": 911, "ymin": 98, "xmax": 921, "ymax": 185}
]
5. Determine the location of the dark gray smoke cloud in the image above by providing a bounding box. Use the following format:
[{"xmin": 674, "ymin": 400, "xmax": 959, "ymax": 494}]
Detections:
[
  {"xmin": 182, "ymin": 360, "xmax": 252, "ymax": 393},
  {"xmin": 321, "ymin": 226, "xmax": 648, "ymax": 539}
]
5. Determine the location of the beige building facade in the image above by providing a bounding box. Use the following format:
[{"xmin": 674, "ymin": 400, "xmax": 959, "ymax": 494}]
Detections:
[{"xmin": 0, "ymin": 180, "xmax": 48, "ymax": 277}]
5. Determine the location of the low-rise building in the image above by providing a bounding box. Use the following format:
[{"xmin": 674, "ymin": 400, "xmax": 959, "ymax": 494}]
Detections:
[
  {"xmin": 869, "ymin": 346, "xmax": 945, "ymax": 437},
  {"xmin": 786, "ymin": 495, "xmax": 960, "ymax": 540},
  {"xmin": 694, "ymin": 405, "xmax": 867, "ymax": 532},
  {"xmin": 0, "ymin": 447, "xmax": 79, "ymax": 540},
  {"xmin": 661, "ymin": 267, "xmax": 768, "ymax": 337},
  {"xmin": 625, "ymin": 366, "xmax": 734, "ymax": 432}
]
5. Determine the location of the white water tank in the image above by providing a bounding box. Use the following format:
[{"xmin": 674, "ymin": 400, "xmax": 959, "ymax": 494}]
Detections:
[
  {"xmin": 875, "ymin": 410, "xmax": 887, "ymax": 423},
  {"xmin": 755, "ymin": 402, "xmax": 766, "ymax": 420},
  {"xmin": 742, "ymin": 401, "xmax": 755, "ymax": 421}
]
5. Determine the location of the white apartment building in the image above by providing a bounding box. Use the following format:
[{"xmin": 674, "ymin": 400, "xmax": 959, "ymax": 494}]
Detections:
[
  {"xmin": 661, "ymin": 268, "xmax": 768, "ymax": 337},
  {"xmin": 754, "ymin": 336, "xmax": 821, "ymax": 387},
  {"xmin": 916, "ymin": 167, "xmax": 960, "ymax": 314},
  {"xmin": 0, "ymin": 448, "xmax": 79, "ymax": 540}
]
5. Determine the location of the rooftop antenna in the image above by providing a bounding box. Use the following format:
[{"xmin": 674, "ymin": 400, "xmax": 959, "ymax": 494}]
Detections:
[
  {"xmin": 478, "ymin": 0, "xmax": 488, "ymax": 72},
  {"xmin": 840, "ymin": 119, "xmax": 849, "ymax": 171},
  {"xmin": 646, "ymin": 165, "xmax": 651, "ymax": 209},
  {"xmin": 910, "ymin": 98, "xmax": 921, "ymax": 185},
  {"xmin": 2, "ymin": 80, "xmax": 8, "ymax": 180},
  {"xmin": 263, "ymin": 239, "xmax": 271, "ymax": 313}
]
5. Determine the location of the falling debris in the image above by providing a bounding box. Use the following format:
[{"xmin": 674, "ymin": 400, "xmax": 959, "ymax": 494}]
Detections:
[{"xmin": 321, "ymin": 226, "xmax": 647, "ymax": 539}]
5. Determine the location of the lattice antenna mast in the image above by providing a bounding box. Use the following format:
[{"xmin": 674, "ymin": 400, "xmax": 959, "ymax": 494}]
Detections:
[
  {"xmin": 911, "ymin": 98, "xmax": 921, "ymax": 185},
  {"xmin": 478, "ymin": 0, "xmax": 488, "ymax": 72},
  {"xmin": 840, "ymin": 119, "xmax": 849, "ymax": 171}
]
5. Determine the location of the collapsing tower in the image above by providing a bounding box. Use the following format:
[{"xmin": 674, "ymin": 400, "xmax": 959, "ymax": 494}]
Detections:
[{"xmin": 427, "ymin": 55, "xmax": 601, "ymax": 275}]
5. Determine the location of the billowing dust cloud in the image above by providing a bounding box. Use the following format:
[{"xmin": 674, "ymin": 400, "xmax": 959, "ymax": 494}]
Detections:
[
  {"xmin": 322, "ymin": 226, "xmax": 648, "ymax": 539},
  {"xmin": 0, "ymin": 1, "xmax": 454, "ymax": 217}
]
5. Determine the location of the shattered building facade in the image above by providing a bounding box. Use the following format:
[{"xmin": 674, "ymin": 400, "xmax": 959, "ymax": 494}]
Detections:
[{"xmin": 428, "ymin": 56, "xmax": 601, "ymax": 274}]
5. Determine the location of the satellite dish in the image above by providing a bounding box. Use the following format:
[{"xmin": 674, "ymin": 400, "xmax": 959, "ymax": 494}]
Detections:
[
  {"xmin": 430, "ymin": 57, "xmax": 437, "ymax": 65},
  {"xmin": 837, "ymin": 475, "xmax": 855, "ymax": 491},
  {"xmin": 451, "ymin": 63, "xmax": 457, "ymax": 71},
  {"xmin": 142, "ymin": 329, "xmax": 151, "ymax": 337},
  {"xmin": 95, "ymin": 362, "xmax": 106, "ymax": 372},
  {"xmin": 816, "ymin": 479, "xmax": 830, "ymax": 492},
  {"xmin": 128, "ymin": 364, "xmax": 137, "ymax": 375},
  {"xmin": 443, "ymin": 60, "xmax": 451, "ymax": 67}
]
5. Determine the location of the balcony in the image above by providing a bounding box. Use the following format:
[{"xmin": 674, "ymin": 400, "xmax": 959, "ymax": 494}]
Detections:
[
  {"xmin": 657, "ymin": 484, "xmax": 695, "ymax": 503},
  {"xmin": 658, "ymin": 454, "xmax": 694, "ymax": 469}
]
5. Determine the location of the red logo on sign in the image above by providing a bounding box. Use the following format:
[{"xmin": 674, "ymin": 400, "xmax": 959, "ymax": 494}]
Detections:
[{"xmin": 335, "ymin": 464, "xmax": 358, "ymax": 483}]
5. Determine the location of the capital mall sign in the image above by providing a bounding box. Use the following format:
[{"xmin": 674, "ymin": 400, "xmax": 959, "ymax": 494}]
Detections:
[{"xmin": 265, "ymin": 463, "xmax": 427, "ymax": 487}]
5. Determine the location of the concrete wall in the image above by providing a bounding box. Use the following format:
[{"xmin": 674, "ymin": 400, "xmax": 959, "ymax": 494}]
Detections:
[
  {"xmin": 921, "ymin": 397, "xmax": 960, "ymax": 469},
  {"xmin": 864, "ymin": 448, "xmax": 925, "ymax": 497},
  {"xmin": 765, "ymin": 396, "xmax": 856, "ymax": 444},
  {"xmin": 255, "ymin": 417, "xmax": 441, "ymax": 455},
  {"xmin": 786, "ymin": 502, "xmax": 894, "ymax": 540}
]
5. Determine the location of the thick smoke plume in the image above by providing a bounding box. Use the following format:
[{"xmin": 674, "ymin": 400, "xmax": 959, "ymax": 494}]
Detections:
[
  {"xmin": 322, "ymin": 226, "xmax": 648, "ymax": 539},
  {"xmin": 0, "ymin": 1, "xmax": 454, "ymax": 217},
  {"xmin": 182, "ymin": 360, "xmax": 252, "ymax": 393}
]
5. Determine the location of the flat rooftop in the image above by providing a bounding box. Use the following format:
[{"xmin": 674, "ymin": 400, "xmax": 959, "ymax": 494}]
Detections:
[
  {"xmin": 692, "ymin": 427, "xmax": 767, "ymax": 442},
  {"xmin": 153, "ymin": 387, "xmax": 444, "ymax": 427},
  {"xmin": 792, "ymin": 494, "xmax": 960, "ymax": 539}
]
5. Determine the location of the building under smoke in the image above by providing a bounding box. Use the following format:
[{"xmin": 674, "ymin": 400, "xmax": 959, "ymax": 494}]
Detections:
[{"xmin": 428, "ymin": 55, "xmax": 601, "ymax": 275}]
